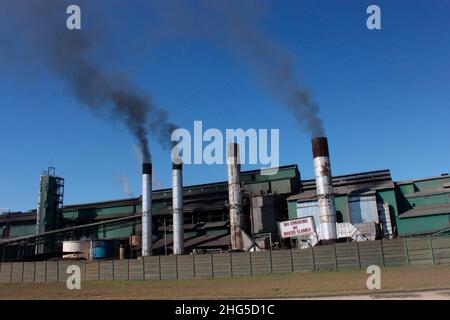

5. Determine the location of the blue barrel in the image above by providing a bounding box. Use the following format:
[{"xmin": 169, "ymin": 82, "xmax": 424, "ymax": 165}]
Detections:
[{"xmin": 91, "ymin": 240, "xmax": 114, "ymax": 259}]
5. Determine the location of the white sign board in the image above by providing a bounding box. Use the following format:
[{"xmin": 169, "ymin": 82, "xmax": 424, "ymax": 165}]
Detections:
[{"xmin": 278, "ymin": 216, "xmax": 316, "ymax": 239}]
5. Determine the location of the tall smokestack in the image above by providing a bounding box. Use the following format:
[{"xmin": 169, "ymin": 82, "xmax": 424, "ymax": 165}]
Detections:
[
  {"xmin": 142, "ymin": 163, "xmax": 152, "ymax": 256},
  {"xmin": 311, "ymin": 137, "xmax": 337, "ymax": 242},
  {"xmin": 172, "ymin": 162, "xmax": 184, "ymax": 255},
  {"xmin": 227, "ymin": 143, "xmax": 244, "ymax": 251}
]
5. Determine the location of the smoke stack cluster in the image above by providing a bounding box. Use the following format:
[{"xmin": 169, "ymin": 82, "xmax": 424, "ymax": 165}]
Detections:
[
  {"xmin": 227, "ymin": 143, "xmax": 244, "ymax": 251},
  {"xmin": 311, "ymin": 137, "xmax": 337, "ymax": 242},
  {"xmin": 172, "ymin": 162, "xmax": 184, "ymax": 255},
  {"xmin": 142, "ymin": 163, "xmax": 152, "ymax": 256}
]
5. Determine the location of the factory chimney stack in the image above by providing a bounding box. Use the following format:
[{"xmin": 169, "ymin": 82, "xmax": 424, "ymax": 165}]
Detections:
[
  {"xmin": 172, "ymin": 161, "xmax": 184, "ymax": 255},
  {"xmin": 227, "ymin": 143, "xmax": 244, "ymax": 251},
  {"xmin": 142, "ymin": 163, "xmax": 152, "ymax": 256},
  {"xmin": 311, "ymin": 137, "xmax": 338, "ymax": 242}
]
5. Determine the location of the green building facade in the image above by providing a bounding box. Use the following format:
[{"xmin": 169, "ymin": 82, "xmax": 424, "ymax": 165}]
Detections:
[
  {"xmin": 2, "ymin": 165, "xmax": 449, "ymax": 261},
  {"xmin": 287, "ymin": 170, "xmax": 450, "ymax": 237},
  {"xmin": 395, "ymin": 175, "xmax": 450, "ymax": 235}
]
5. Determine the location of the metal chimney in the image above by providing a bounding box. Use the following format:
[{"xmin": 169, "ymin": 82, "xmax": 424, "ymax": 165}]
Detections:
[
  {"xmin": 142, "ymin": 163, "xmax": 152, "ymax": 256},
  {"xmin": 311, "ymin": 137, "xmax": 338, "ymax": 242},
  {"xmin": 172, "ymin": 162, "xmax": 184, "ymax": 255},
  {"xmin": 227, "ymin": 143, "xmax": 244, "ymax": 251}
]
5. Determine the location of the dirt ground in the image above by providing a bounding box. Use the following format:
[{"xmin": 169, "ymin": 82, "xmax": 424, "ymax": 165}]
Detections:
[{"xmin": 0, "ymin": 265, "xmax": 449, "ymax": 299}]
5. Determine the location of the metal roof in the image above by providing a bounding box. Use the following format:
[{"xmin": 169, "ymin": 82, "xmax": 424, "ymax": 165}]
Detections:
[
  {"xmin": 301, "ymin": 169, "xmax": 392, "ymax": 190},
  {"xmin": 396, "ymin": 173, "xmax": 450, "ymax": 185},
  {"xmin": 288, "ymin": 169, "xmax": 394, "ymax": 201},
  {"xmin": 404, "ymin": 188, "xmax": 450, "ymax": 199},
  {"xmin": 1, "ymin": 165, "xmax": 298, "ymax": 225},
  {"xmin": 13, "ymin": 164, "xmax": 297, "ymax": 214},
  {"xmin": 399, "ymin": 203, "xmax": 450, "ymax": 219},
  {"xmin": 0, "ymin": 215, "xmax": 140, "ymax": 244},
  {"xmin": 0, "ymin": 211, "xmax": 36, "ymax": 223}
]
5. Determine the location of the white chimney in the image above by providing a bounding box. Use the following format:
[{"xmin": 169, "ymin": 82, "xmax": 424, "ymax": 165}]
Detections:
[
  {"xmin": 311, "ymin": 137, "xmax": 337, "ymax": 241},
  {"xmin": 172, "ymin": 162, "xmax": 184, "ymax": 255},
  {"xmin": 141, "ymin": 163, "xmax": 152, "ymax": 256}
]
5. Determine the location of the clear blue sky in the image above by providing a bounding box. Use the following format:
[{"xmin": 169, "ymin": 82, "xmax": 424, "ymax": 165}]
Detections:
[{"xmin": 0, "ymin": 0, "xmax": 449, "ymax": 212}]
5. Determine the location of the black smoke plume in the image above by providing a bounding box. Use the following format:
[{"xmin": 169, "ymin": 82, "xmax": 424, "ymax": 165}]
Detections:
[
  {"xmin": 147, "ymin": 0, "xmax": 325, "ymax": 137},
  {"xmin": 1, "ymin": 0, "xmax": 324, "ymax": 147},
  {"xmin": 0, "ymin": 0, "xmax": 177, "ymax": 162}
]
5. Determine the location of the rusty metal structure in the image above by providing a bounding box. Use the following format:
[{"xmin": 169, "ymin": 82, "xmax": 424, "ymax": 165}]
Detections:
[
  {"xmin": 35, "ymin": 167, "xmax": 64, "ymax": 255},
  {"xmin": 227, "ymin": 143, "xmax": 244, "ymax": 251},
  {"xmin": 311, "ymin": 137, "xmax": 338, "ymax": 241}
]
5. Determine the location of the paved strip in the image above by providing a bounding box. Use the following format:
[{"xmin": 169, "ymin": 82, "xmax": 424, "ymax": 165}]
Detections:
[{"xmin": 301, "ymin": 289, "xmax": 450, "ymax": 300}]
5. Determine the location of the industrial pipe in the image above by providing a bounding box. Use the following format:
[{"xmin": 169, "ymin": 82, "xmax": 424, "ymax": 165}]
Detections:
[
  {"xmin": 172, "ymin": 162, "xmax": 184, "ymax": 255},
  {"xmin": 227, "ymin": 143, "xmax": 244, "ymax": 251},
  {"xmin": 311, "ymin": 137, "xmax": 338, "ymax": 241},
  {"xmin": 141, "ymin": 163, "xmax": 152, "ymax": 256}
]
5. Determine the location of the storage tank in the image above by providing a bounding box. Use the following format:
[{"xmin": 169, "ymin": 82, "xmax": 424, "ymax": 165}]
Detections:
[{"xmin": 90, "ymin": 240, "xmax": 115, "ymax": 259}]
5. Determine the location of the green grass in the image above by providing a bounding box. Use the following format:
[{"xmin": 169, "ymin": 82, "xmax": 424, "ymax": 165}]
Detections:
[{"xmin": 1, "ymin": 264, "xmax": 449, "ymax": 299}]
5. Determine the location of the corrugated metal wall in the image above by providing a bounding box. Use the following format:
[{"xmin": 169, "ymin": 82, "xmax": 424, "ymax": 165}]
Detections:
[
  {"xmin": 296, "ymin": 201, "xmax": 320, "ymax": 225},
  {"xmin": 1, "ymin": 237, "xmax": 449, "ymax": 284},
  {"xmin": 297, "ymin": 196, "xmax": 380, "ymax": 226},
  {"xmin": 348, "ymin": 195, "xmax": 379, "ymax": 223}
]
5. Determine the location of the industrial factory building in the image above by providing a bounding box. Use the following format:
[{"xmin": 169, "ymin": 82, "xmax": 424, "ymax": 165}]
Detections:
[
  {"xmin": 1, "ymin": 140, "xmax": 449, "ymax": 262},
  {"xmin": 0, "ymin": 162, "xmax": 300, "ymax": 260}
]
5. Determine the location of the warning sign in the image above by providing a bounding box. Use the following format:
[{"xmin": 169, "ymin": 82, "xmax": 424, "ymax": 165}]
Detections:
[{"xmin": 277, "ymin": 217, "xmax": 316, "ymax": 239}]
